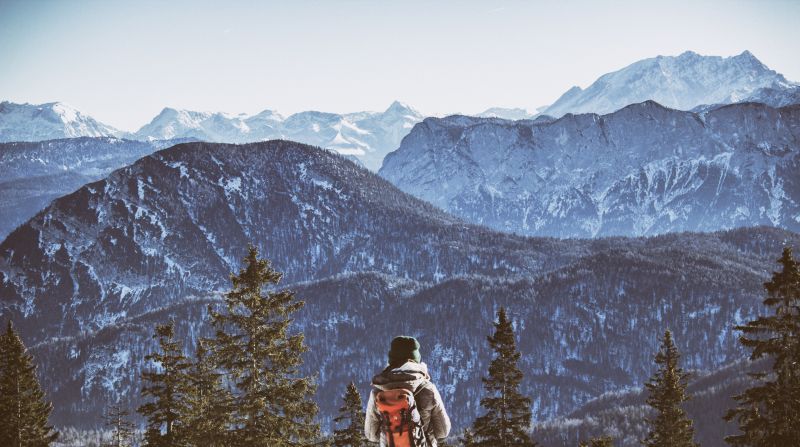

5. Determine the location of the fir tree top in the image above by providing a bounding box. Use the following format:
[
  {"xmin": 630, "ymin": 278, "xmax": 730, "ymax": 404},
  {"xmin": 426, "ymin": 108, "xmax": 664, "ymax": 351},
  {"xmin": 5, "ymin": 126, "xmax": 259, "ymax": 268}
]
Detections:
[
  {"xmin": 642, "ymin": 330, "xmax": 697, "ymax": 447},
  {"xmin": 472, "ymin": 307, "xmax": 537, "ymax": 447},
  {"xmin": 333, "ymin": 382, "xmax": 368, "ymax": 447}
]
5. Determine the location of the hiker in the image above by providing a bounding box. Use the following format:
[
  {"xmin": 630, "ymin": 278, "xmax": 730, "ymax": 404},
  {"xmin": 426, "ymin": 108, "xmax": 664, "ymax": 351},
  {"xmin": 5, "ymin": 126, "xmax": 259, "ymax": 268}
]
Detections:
[{"xmin": 365, "ymin": 336, "xmax": 451, "ymax": 447}]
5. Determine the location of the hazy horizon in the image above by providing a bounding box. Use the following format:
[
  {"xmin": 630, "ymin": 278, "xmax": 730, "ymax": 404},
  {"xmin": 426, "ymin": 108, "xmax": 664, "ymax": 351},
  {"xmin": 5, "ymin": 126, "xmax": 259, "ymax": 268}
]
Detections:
[{"xmin": 1, "ymin": 0, "xmax": 799, "ymax": 131}]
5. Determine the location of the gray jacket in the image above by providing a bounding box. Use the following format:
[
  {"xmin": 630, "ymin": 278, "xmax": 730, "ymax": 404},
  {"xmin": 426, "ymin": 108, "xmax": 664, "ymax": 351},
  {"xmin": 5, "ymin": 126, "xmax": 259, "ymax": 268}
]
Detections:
[{"xmin": 365, "ymin": 362, "xmax": 451, "ymax": 447}]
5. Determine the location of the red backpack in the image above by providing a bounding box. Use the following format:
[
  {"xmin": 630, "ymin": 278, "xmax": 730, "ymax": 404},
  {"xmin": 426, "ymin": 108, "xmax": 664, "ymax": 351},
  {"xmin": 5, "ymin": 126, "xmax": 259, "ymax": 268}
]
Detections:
[{"xmin": 375, "ymin": 388, "xmax": 428, "ymax": 447}]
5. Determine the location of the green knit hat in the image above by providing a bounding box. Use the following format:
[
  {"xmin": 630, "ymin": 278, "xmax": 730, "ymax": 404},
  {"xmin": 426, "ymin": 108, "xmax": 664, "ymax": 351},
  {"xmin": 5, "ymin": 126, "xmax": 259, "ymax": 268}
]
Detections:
[{"xmin": 388, "ymin": 336, "xmax": 421, "ymax": 365}]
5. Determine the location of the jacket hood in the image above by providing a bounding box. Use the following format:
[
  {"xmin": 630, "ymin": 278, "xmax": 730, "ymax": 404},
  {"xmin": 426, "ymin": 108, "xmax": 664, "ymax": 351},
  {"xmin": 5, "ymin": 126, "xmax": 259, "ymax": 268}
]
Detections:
[{"xmin": 371, "ymin": 361, "xmax": 431, "ymax": 392}]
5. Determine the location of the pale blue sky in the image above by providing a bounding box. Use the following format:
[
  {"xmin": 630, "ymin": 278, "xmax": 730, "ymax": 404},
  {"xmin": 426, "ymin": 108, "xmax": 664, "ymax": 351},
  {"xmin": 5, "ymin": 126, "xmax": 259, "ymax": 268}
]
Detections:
[{"xmin": 1, "ymin": 0, "xmax": 798, "ymax": 130}]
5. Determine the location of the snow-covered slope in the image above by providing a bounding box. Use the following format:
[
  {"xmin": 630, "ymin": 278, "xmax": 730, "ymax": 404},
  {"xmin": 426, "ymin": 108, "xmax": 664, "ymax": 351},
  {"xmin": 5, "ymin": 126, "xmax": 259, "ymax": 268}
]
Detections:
[
  {"xmin": 134, "ymin": 101, "xmax": 422, "ymax": 170},
  {"xmin": 544, "ymin": 51, "xmax": 798, "ymax": 117},
  {"xmin": 0, "ymin": 140, "xmax": 796, "ymax": 432},
  {"xmin": 476, "ymin": 107, "xmax": 536, "ymax": 120},
  {"xmin": 379, "ymin": 101, "xmax": 800, "ymax": 238},
  {"xmin": 0, "ymin": 101, "xmax": 124, "ymax": 142}
]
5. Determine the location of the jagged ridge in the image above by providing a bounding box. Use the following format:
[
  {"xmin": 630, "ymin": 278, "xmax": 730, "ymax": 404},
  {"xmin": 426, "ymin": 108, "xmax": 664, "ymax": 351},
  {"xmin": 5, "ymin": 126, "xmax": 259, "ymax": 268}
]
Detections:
[{"xmin": 379, "ymin": 101, "xmax": 800, "ymax": 238}]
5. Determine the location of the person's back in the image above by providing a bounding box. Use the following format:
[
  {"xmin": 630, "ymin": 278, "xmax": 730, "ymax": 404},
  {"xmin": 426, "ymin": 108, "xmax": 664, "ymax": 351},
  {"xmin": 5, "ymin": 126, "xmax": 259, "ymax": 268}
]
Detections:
[{"xmin": 365, "ymin": 336, "xmax": 451, "ymax": 447}]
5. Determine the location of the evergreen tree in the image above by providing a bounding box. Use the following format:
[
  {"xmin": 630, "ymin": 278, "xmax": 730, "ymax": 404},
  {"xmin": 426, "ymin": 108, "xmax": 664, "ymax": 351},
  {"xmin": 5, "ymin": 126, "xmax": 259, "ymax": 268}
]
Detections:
[
  {"xmin": 183, "ymin": 340, "xmax": 233, "ymax": 447},
  {"xmin": 0, "ymin": 321, "xmax": 58, "ymax": 447},
  {"xmin": 208, "ymin": 245, "xmax": 319, "ymax": 446},
  {"xmin": 332, "ymin": 382, "xmax": 369, "ymax": 447},
  {"xmin": 642, "ymin": 330, "xmax": 697, "ymax": 447},
  {"xmin": 724, "ymin": 247, "xmax": 800, "ymax": 446},
  {"xmin": 103, "ymin": 404, "xmax": 135, "ymax": 447},
  {"xmin": 459, "ymin": 428, "xmax": 476, "ymax": 447},
  {"xmin": 138, "ymin": 321, "xmax": 191, "ymax": 446},
  {"xmin": 471, "ymin": 307, "xmax": 537, "ymax": 447},
  {"xmin": 579, "ymin": 436, "xmax": 614, "ymax": 447}
]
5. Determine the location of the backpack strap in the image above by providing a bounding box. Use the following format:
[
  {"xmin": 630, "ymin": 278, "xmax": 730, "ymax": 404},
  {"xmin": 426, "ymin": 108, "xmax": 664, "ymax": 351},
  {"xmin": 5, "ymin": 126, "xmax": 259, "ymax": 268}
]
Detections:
[
  {"xmin": 379, "ymin": 410, "xmax": 396, "ymax": 447},
  {"xmin": 410, "ymin": 382, "xmax": 431, "ymax": 447}
]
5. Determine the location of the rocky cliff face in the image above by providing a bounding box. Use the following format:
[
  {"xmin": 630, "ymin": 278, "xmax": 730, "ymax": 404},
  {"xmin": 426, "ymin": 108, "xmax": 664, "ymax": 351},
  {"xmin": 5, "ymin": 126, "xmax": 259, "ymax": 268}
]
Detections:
[
  {"xmin": 379, "ymin": 102, "xmax": 800, "ymax": 238},
  {"xmin": 1, "ymin": 140, "xmax": 796, "ymax": 433}
]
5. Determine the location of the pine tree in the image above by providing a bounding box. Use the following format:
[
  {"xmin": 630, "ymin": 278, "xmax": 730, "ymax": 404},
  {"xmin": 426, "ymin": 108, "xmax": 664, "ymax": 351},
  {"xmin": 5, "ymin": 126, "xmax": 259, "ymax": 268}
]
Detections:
[
  {"xmin": 0, "ymin": 321, "xmax": 59, "ymax": 447},
  {"xmin": 724, "ymin": 246, "xmax": 800, "ymax": 446},
  {"xmin": 579, "ymin": 436, "xmax": 614, "ymax": 447},
  {"xmin": 471, "ymin": 307, "xmax": 538, "ymax": 447},
  {"xmin": 182, "ymin": 340, "xmax": 234, "ymax": 447},
  {"xmin": 642, "ymin": 330, "xmax": 697, "ymax": 447},
  {"xmin": 208, "ymin": 245, "xmax": 319, "ymax": 446},
  {"xmin": 138, "ymin": 321, "xmax": 192, "ymax": 446},
  {"xmin": 460, "ymin": 428, "xmax": 476, "ymax": 447},
  {"xmin": 103, "ymin": 404, "xmax": 135, "ymax": 447},
  {"xmin": 332, "ymin": 382, "xmax": 369, "ymax": 447}
]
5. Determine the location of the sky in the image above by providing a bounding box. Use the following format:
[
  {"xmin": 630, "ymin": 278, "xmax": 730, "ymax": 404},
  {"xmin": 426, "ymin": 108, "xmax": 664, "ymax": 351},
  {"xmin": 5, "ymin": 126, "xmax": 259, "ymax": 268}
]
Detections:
[{"xmin": 1, "ymin": 0, "xmax": 799, "ymax": 131}]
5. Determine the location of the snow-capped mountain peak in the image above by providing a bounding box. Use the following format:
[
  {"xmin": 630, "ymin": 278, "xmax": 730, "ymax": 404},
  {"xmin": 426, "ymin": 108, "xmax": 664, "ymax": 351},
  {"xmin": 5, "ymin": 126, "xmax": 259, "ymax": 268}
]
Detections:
[
  {"xmin": 383, "ymin": 100, "xmax": 418, "ymax": 116},
  {"xmin": 0, "ymin": 101, "xmax": 123, "ymax": 142},
  {"xmin": 248, "ymin": 108, "xmax": 285, "ymax": 122},
  {"xmin": 544, "ymin": 50, "xmax": 797, "ymax": 117}
]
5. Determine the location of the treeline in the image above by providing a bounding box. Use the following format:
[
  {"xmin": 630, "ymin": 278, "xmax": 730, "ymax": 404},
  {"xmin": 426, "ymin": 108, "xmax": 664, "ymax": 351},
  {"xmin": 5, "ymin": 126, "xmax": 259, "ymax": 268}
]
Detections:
[{"xmin": 2, "ymin": 246, "xmax": 799, "ymax": 447}]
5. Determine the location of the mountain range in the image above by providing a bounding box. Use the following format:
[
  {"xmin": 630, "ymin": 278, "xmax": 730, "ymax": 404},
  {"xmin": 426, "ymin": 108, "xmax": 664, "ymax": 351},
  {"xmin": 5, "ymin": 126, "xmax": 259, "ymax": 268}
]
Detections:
[
  {"xmin": 3, "ymin": 51, "xmax": 798, "ymax": 170},
  {"xmin": 379, "ymin": 101, "xmax": 800, "ymax": 238},
  {"xmin": 1, "ymin": 140, "xmax": 796, "ymax": 437},
  {"xmin": 0, "ymin": 101, "xmax": 422, "ymax": 171},
  {"xmin": 133, "ymin": 101, "xmax": 422, "ymax": 170}
]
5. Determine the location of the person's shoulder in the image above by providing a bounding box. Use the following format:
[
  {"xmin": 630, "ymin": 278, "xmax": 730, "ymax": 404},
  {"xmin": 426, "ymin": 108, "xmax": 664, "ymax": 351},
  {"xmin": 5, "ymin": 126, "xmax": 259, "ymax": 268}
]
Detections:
[
  {"xmin": 414, "ymin": 380, "xmax": 439, "ymax": 399},
  {"xmin": 414, "ymin": 381, "xmax": 446, "ymax": 411}
]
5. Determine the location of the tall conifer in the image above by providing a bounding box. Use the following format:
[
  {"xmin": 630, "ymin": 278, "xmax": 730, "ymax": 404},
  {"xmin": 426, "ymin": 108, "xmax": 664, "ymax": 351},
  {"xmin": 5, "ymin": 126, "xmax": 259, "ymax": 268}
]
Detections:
[
  {"xmin": 138, "ymin": 321, "xmax": 191, "ymax": 446},
  {"xmin": 208, "ymin": 245, "xmax": 319, "ymax": 446},
  {"xmin": 724, "ymin": 247, "xmax": 800, "ymax": 446},
  {"xmin": 471, "ymin": 307, "xmax": 537, "ymax": 447},
  {"xmin": 642, "ymin": 330, "xmax": 697, "ymax": 447},
  {"xmin": 0, "ymin": 321, "xmax": 58, "ymax": 447},
  {"xmin": 332, "ymin": 382, "xmax": 369, "ymax": 447}
]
